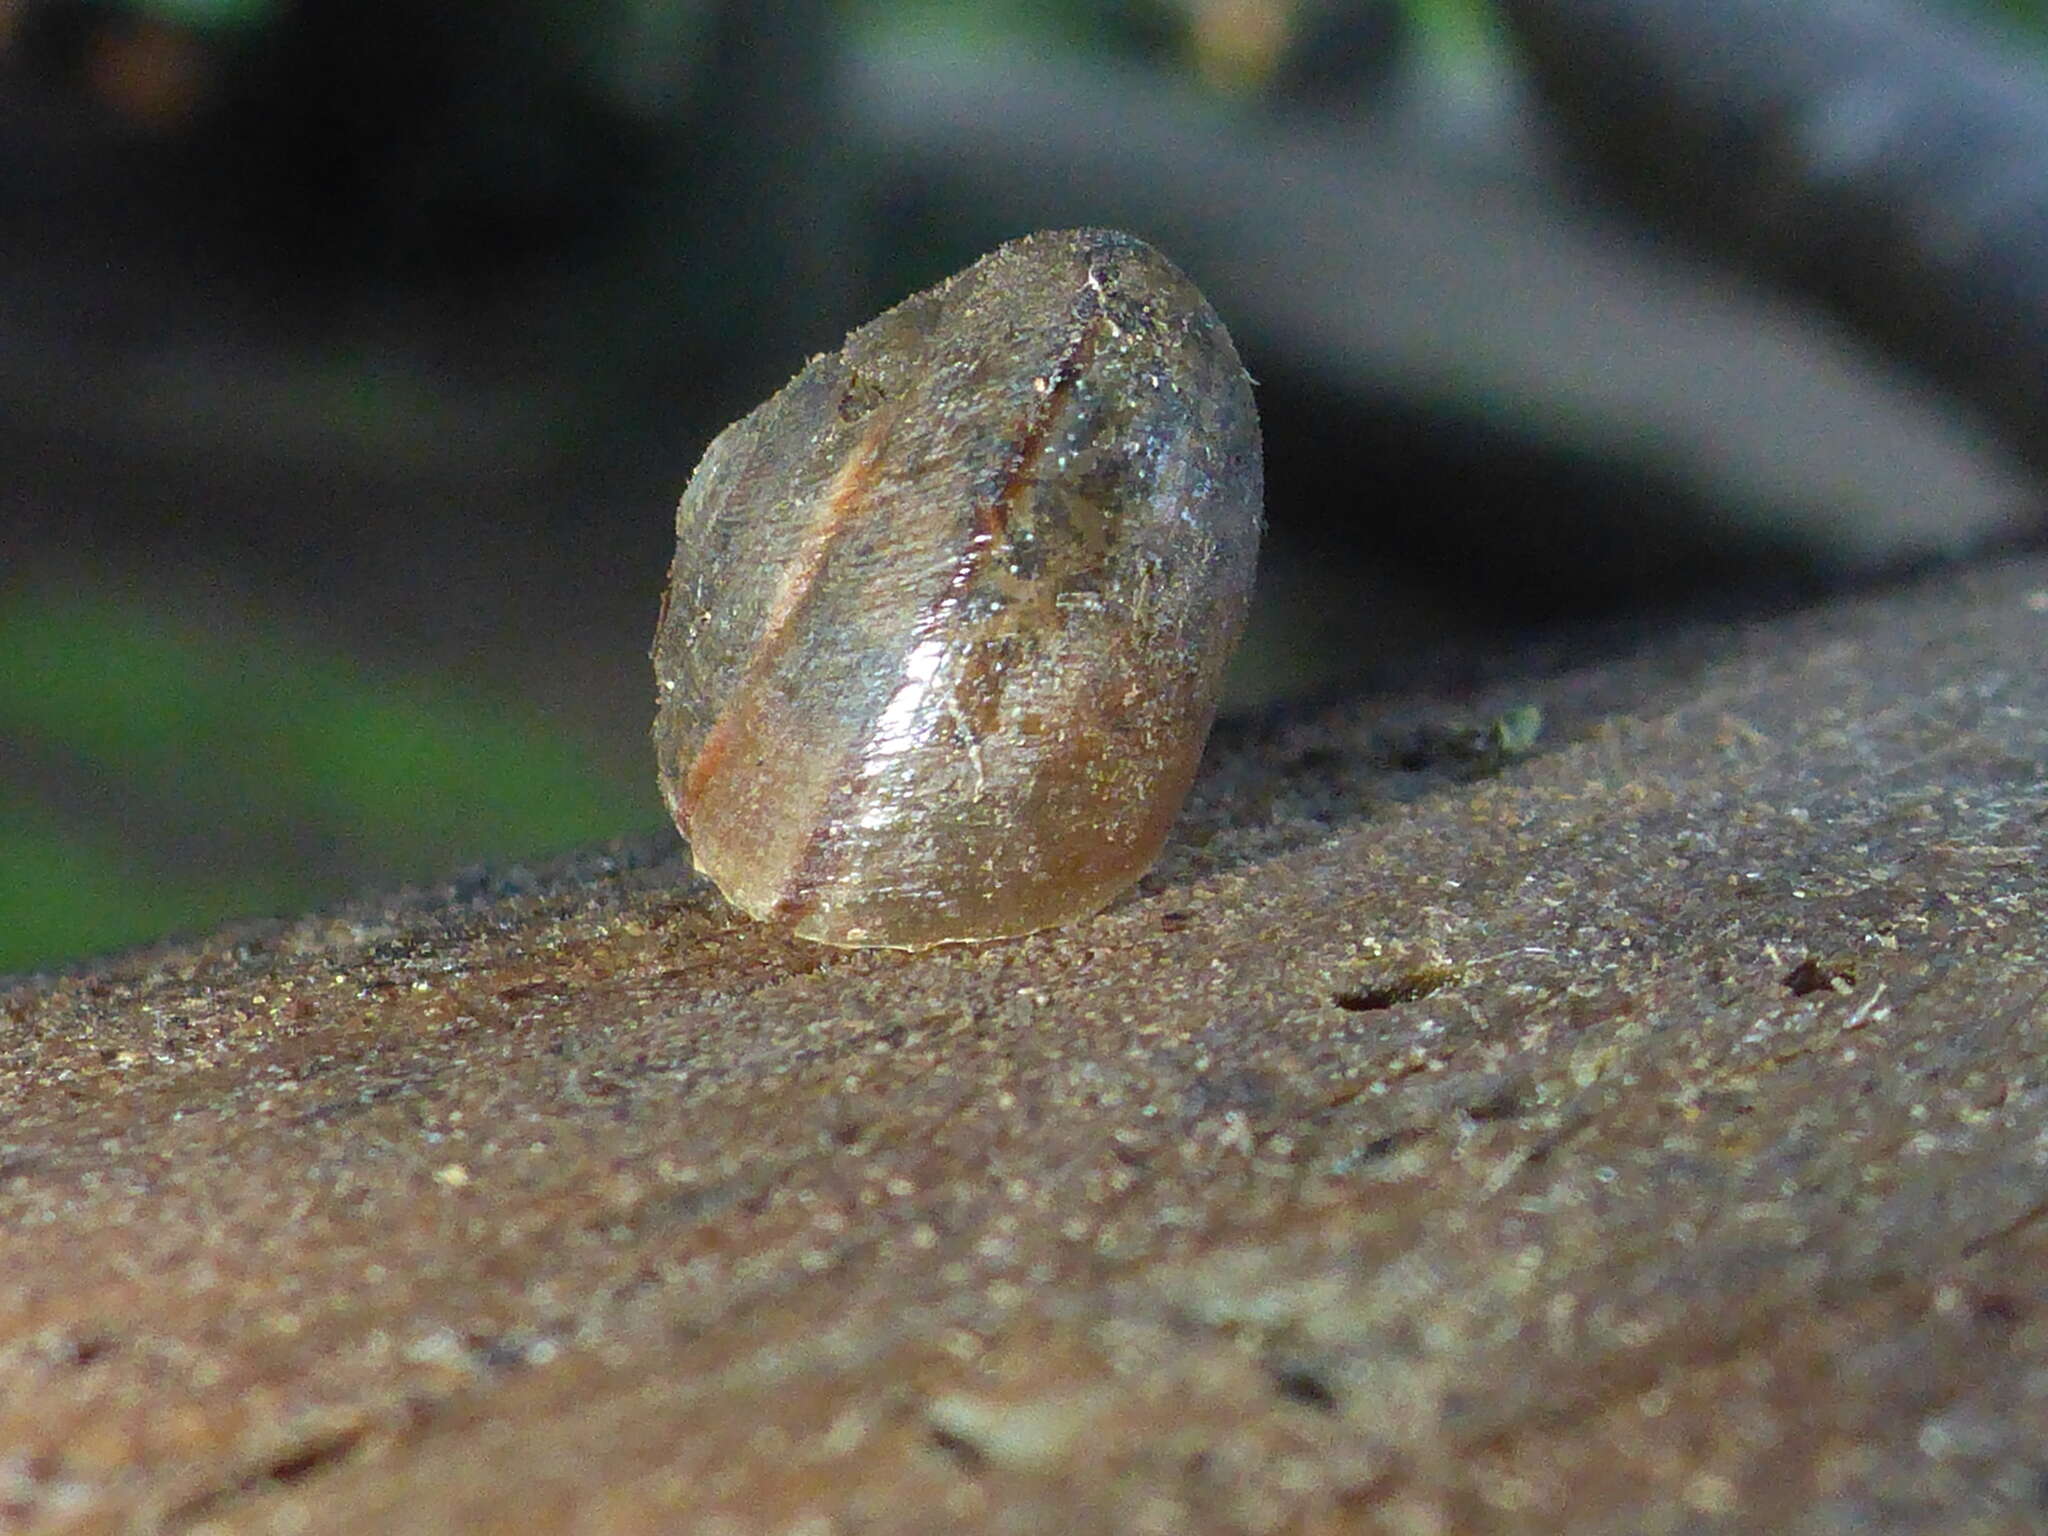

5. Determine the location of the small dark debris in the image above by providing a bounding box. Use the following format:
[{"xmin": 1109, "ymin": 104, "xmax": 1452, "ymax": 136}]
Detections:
[
  {"xmin": 166, "ymin": 1426, "xmax": 371, "ymax": 1524},
  {"xmin": 1970, "ymin": 1291, "xmax": 2025, "ymax": 1327},
  {"xmin": 1784, "ymin": 956, "xmax": 1857, "ymax": 996},
  {"xmin": 1328, "ymin": 1125, "xmax": 1428, "ymax": 1170},
  {"xmin": 263, "ymin": 1428, "xmax": 368, "ymax": 1486},
  {"xmin": 496, "ymin": 978, "xmax": 570, "ymax": 1004},
  {"xmin": 56, "ymin": 1332, "xmax": 116, "ymax": 1368},
  {"xmin": 1269, "ymin": 1362, "xmax": 1341, "ymax": 1412},
  {"xmin": 1159, "ymin": 911, "xmax": 1193, "ymax": 933},
  {"xmin": 1350, "ymin": 1132, "xmax": 1407, "ymax": 1161},
  {"xmin": 927, "ymin": 1425, "xmax": 988, "ymax": 1473},
  {"xmin": 1462, "ymin": 1075, "xmax": 1534, "ymax": 1122}
]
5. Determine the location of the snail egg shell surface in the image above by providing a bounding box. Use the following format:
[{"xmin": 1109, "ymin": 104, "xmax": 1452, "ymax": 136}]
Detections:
[{"xmin": 651, "ymin": 227, "xmax": 1263, "ymax": 949}]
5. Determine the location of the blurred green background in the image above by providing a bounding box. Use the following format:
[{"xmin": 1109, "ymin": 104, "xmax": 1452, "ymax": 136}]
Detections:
[{"xmin": 3, "ymin": 0, "xmax": 2041, "ymax": 975}]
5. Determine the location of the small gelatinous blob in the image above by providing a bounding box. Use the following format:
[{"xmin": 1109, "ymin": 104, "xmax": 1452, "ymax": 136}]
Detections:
[{"xmin": 651, "ymin": 228, "xmax": 1263, "ymax": 948}]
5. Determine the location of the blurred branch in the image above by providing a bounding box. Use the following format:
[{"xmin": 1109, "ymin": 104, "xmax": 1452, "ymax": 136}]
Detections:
[
  {"xmin": 851, "ymin": 34, "xmax": 2033, "ymax": 566},
  {"xmin": 1500, "ymin": 0, "xmax": 2048, "ymax": 492}
]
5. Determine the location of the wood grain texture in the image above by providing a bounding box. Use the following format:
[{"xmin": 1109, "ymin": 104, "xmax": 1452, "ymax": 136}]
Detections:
[{"xmin": 8, "ymin": 553, "xmax": 2048, "ymax": 1531}]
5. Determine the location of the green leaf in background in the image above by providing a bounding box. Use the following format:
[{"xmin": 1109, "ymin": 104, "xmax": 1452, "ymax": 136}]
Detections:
[
  {"xmin": 0, "ymin": 585, "xmax": 650, "ymax": 976},
  {"xmin": 0, "ymin": 807, "xmax": 308, "ymax": 974}
]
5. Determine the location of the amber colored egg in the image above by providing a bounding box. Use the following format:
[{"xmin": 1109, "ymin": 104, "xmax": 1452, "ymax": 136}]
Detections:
[{"xmin": 651, "ymin": 227, "xmax": 1263, "ymax": 948}]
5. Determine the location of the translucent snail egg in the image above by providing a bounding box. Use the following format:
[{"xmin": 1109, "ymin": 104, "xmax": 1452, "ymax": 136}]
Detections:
[{"xmin": 651, "ymin": 228, "xmax": 1263, "ymax": 949}]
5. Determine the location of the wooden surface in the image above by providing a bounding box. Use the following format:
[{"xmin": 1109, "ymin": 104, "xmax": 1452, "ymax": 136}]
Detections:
[{"xmin": 7, "ymin": 554, "xmax": 2048, "ymax": 1533}]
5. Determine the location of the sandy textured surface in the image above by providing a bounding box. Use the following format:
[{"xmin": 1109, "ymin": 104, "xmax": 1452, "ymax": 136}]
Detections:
[{"xmin": 7, "ymin": 554, "xmax": 2048, "ymax": 1533}]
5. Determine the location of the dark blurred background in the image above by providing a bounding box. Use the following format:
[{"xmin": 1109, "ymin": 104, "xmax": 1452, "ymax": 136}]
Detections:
[{"xmin": 3, "ymin": 0, "xmax": 2043, "ymax": 975}]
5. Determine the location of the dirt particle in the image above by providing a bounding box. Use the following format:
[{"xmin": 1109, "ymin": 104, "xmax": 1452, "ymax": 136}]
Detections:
[{"xmin": 1783, "ymin": 956, "xmax": 1856, "ymax": 996}]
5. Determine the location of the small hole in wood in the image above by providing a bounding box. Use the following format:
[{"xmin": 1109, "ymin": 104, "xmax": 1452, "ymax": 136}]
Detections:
[{"xmin": 1332, "ymin": 965, "xmax": 1459, "ymax": 1013}]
